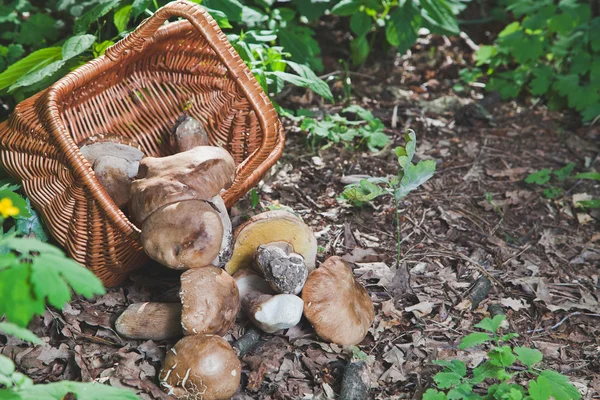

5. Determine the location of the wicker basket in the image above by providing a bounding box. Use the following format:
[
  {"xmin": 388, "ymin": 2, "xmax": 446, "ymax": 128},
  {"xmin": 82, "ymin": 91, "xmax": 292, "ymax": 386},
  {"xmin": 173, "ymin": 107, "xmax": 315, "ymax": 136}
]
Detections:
[{"xmin": 0, "ymin": 0, "xmax": 285, "ymax": 286}]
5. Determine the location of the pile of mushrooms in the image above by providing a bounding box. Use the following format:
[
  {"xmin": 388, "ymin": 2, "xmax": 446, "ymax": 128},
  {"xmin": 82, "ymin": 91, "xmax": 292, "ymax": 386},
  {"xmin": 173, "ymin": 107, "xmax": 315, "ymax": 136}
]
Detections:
[{"xmin": 88, "ymin": 116, "xmax": 375, "ymax": 399}]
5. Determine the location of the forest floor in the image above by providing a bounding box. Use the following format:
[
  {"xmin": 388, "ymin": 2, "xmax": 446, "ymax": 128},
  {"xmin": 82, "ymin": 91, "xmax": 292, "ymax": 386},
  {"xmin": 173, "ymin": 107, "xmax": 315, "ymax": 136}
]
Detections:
[{"xmin": 2, "ymin": 33, "xmax": 600, "ymax": 399}]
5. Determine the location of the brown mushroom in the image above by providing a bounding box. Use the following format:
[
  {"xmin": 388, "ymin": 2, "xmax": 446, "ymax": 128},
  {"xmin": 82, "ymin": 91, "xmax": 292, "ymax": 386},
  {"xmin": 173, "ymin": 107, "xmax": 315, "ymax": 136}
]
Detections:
[
  {"xmin": 225, "ymin": 210, "xmax": 318, "ymax": 275},
  {"xmin": 302, "ymin": 256, "xmax": 374, "ymax": 346},
  {"xmin": 234, "ymin": 269, "xmax": 303, "ymax": 333},
  {"xmin": 79, "ymin": 134, "xmax": 144, "ymax": 208},
  {"xmin": 140, "ymin": 200, "xmax": 224, "ymax": 269},
  {"xmin": 170, "ymin": 114, "xmax": 210, "ymax": 153},
  {"xmin": 115, "ymin": 302, "xmax": 182, "ymax": 340},
  {"xmin": 130, "ymin": 145, "xmax": 235, "ymax": 225},
  {"xmin": 180, "ymin": 266, "xmax": 239, "ymax": 336},
  {"xmin": 159, "ymin": 335, "xmax": 241, "ymax": 400}
]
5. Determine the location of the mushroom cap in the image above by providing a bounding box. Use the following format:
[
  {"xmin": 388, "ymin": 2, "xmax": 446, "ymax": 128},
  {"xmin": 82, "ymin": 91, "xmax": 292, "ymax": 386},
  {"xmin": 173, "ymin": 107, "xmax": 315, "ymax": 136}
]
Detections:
[
  {"xmin": 254, "ymin": 244, "xmax": 308, "ymax": 295},
  {"xmin": 78, "ymin": 134, "xmax": 144, "ymax": 208},
  {"xmin": 170, "ymin": 114, "xmax": 210, "ymax": 153},
  {"xmin": 140, "ymin": 200, "xmax": 223, "ymax": 269},
  {"xmin": 180, "ymin": 266, "xmax": 240, "ymax": 336},
  {"xmin": 130, "ymin": 146, "xmax": 235, "ymax": 224},
  {"xmin": 159, "ymin": 335, "xmax": 241, "ymax": 400},
  {"xmin": 225, "ymin": 210, "xmax": 318, "ymax": 275},
  {"xmin": 302, "ymin": 256, "xmax": 374, "ymax": 346}
]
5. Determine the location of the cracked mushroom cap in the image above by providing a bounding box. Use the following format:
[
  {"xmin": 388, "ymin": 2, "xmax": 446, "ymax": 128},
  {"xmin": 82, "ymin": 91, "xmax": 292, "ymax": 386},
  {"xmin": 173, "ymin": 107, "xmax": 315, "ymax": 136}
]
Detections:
[
  {"xmin": 180, "ymin": 266, "xmax": 240, "ymax": 336},
  {"xmin": 78, "ymin": 134, "xmax": 144, "ymax": 208},
  {"xmin": 140, "ymin": 200, "xmax": 223, "ymax": 269},
  {"xmin": 302, "ymin": 256, "xmax": 374, "ymax": 346},
  {"xmin": 159, "ymin": 335, "xmax": 241, "ymax": 400},
  {"xmin": 130, "ymin": 146, "xmax": 235, "ymax": 224},
  {"xmin": 225, "ymin": 210, "xmax": 317, "ymax": 275}
]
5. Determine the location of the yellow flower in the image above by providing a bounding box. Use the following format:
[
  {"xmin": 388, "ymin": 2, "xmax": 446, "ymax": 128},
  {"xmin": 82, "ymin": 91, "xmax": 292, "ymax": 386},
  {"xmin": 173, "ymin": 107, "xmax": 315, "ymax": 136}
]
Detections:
[{"xmin": 0, "ymin": 198, "xmax": 20, "ymax": 218}]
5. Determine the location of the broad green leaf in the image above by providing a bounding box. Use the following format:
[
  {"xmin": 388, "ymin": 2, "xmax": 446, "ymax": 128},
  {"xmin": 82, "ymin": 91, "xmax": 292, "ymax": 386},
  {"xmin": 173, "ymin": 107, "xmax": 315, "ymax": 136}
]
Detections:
[
  {"xmin": 395, "ymin": 159, "xmax": 436, "ymax": 199},
  {"xmin": 474, "ymin": 315, "xmax": 505, "ymax": 333},
  {"xmin": 386, "ymin": 4, "xmax": 419, "ymax": 54},
  {"xmin": 489, "ymin": 345, "xmax": 517, "ymax": 368},
  {"xmin": 575, "ymin": 199, "xmax": 600, "ymax": 209},
  {"xmin": 420, "ymin": 0, "xmax": 459, "ymax": 35},
  {"xmin": 8, "ymin": 60, "xmax": 65, "ymax": 92},
  {"xmin": 279, "ymin": 26, "xmax": 323, "ymax": 73},
  {"xmin": 113, "ymin": 4, "xmax": 132, "ymax": 32},
  {"xmin": 574, "ymin": 172, "xmax": 600, "ymax": 181},
  {"xmin": 396, "ymin": 130, "xmax": 416, "ymax": 169},
  {"xmin": 331, "ymin": 0, "xmax": 361, "ymax": 16},
  {"xmin": 433, "ymin": 360, "xmax": 466, "ymax": 376},
  {"xmin": 18, "ymin": 14, "xmax": 59, "ymax": 46},
  {"xmin": 350, "ymin": 12, "xmax": 371, "ymax": 37},
  {"xmin": 525, "ymin": 169, "xmax": 552, "ymax": 184},
  {"xmin": 343, "ymin": 105, "xmax": 374, "ymax": 121},
  {"xmin": 530, "ymin": 65, "xmax": 553, "ymax": 95},
  {"xmin": 131, "ymin": 0, "xmax": 152, "ymax": 18},
  {"xmin": 16, "ymin": 381, "xmax": 139, "ymax": 400},
  {"xmin": 459, "ymin": 332, "xmax": 492, "ymax": 349},
  {"xmin": 423, "ymin": 389, "xmax": 447, "ymax": 400},
  {"xmin": 62, "ymin": 34, "xmax": 96, "ymax": 60},
  {"xmin": 529, "ymin": 376, "xmax": 552, "ymax": 400},
  {"xmin": 0, "ymin": 47, "xmax": 62, "ymax": 92},
  {"xmin": 475, "ymin": 45, "xmax": 498, "ymax": 66},
  {"xmin": 0, "ymin": 264, "xmax": 45, "ymax": 327},
  {"xmin": 538, "ymin": 370, "xmax": 581, "ymax": 400},
  {"xmin": 433, "ymin": 372, "xmax": 462, "ymax": 389},
  {"xmin": 204, "ymin": 0, "xmax": 244, "ymax": 22},
  {"xmin": 570, "ymin": 52, "xmax": 591, "ymax": 75},
  {"xmin": 472, "ymin": 361, "xmax": 503, "ymax": 384},
  {"xmin": 350, "ymin": 34, "xmax": 369, "ymax": 66},
  {"xmin": 74, "ymin": 0, "xmax": 121, "ymax": 34},
  {"xmin": 286, "ymin": 61, "xmax": 332, "ymax": 100},
  {"xmin": 93, "ymin": 40, "xmax": 114, "ymax": 57},
  {"xmin": 366, "ymin": 131, "xmax": 390, "ymax": 151},
  {"xmin": 292, "ymin": 0, "xmax": 330, "ymax": 21},
  {"xmin": 0, "ymin": 354, "xmax": 15, "ymax": 377},
  {"xmin": 3, "ymin": 237, "xmax": 63, "ymax": 256},
  {"xmin": 0, "ymin": 322, "xmax": 42, "ymax": 344},
  {"xmin": 582, "ymin": 102, "xmax": 600, "ymax": 122},
  {"xmin": 514, "ymin": 347, "xmax": 543, "ymax": 368},
  {"xmin": 552, "ymin": 74, "xmax": 579, "ymax": 98}
]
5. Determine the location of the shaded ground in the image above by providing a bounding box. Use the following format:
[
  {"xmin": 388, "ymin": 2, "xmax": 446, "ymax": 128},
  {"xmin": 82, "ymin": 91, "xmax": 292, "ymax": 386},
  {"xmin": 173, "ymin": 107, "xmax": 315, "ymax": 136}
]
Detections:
[{"xmin": 1, "ymin": 32, "xmax": 600, "ymax": 399}]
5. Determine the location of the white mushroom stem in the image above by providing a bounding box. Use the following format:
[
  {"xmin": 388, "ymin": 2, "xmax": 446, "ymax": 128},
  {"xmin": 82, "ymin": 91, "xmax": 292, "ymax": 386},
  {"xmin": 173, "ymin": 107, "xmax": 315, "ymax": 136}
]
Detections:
[
  {"xmin": 208, "ymin": 194, "xmax": 233, "ymax": 268},
  {"xmin": 234, "ymin": 270, "xmax": 303, "ymax": 333}
]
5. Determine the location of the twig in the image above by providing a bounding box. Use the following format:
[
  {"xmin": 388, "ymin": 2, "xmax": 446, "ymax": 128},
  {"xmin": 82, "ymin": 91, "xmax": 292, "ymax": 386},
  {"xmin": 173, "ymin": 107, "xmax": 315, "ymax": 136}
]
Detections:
[{"xmin": 527, "ymin": 312, "xmax": 600, "ymax": 334}]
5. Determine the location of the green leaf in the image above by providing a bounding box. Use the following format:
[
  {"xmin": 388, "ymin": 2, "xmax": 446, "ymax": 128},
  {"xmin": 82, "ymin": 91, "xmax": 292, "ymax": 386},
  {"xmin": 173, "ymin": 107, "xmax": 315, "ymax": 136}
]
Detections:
[
  {"xmin": 472, "ymin": 361, "xmax": 503, "ymax": 384},
  {"xmin": 433, "ymin": 360, "xmax": 466, "ymax": 376},
  {"xmin": 15, "ymin": 381, "xmax": 139, "ymax": 399},
  {"xmin": 433, "ymin": 372, "xmax": 462, "ymax": 389},
  {"xmin": 250, "ymin": 189, "xmax": 259, "ymax": 209},
  {"xmin": 395, "ymin": 159, "xmax": 436, "ymax": 200},
  {"xmin": 114, "ymin": 5, "xmax": 132, "ymax": 33},
  {"xmin": 62, "ymin": 34, "xmax": 96, "ymax": 60},
  {"xmin": 530, "ymin": 65, "xmax": 553, "ymax": 96},
  {"xmin": 0, "ymin": 322, "xmax": 42, "ymax": 344},
  {"xmin": 0, "ymin": 263, "xmax": 45, "ymax": 327},
  {"xmin": 489, "ymin": 345, "xmax": 517, "ymax": 368},
  {"xmin": 131, "ymin": 0, "xmax": 152, "ymax": 18},
  {"xmin": 529, "ymin": 376, "xmax": 552, "ymax": 400},
  {"xmin": 0, "ymin": 190, "xmax": 30, "ymax": 218},
  {"xmin": 514, "ymin": 347, "xmax": 543, "ymax": 368},
  {"xmin": 331, "ymin": 0, "xmax": 361, "ymax": 16},
  {"xmin": 0, "ymin": 354, "xmax": 15, "ymax": 377},
  {"xmin": 538, "ymin": 370, "xmax": 581, "ymax": 400},
  {"xmin": 396, "ymin": 130, "xmax": 416, "ymax": 169},
  {"xmin": 574, "ymin": 172, "xmax": 600, "ymax": 181},
  {"xmin": 459, "ymin": 332, "xmax": 492, "ymax": 349},
  {"xmin": 18, "ymin": 14, "xmax": 59, "ymax": 46},
  {"xmin": 286, "ymin": 61, "xmax": 332, "ymax": 100},
  {"xmin": 553, "ymin": 163, "xmax": 575, "ymax": 181},
  {"xmin": 8, "ymin": 60, "xmax": 65, "ymax": 92},
  {"xmin": 423, "ymin": 389, "xmax": 447, "ymax": 400},
  {"xmin": 350, "ymin": 34, "xmax": 370, "ymax": 66},
  {"xmin": 93, "ymin": 40, "xmax": 114, "ymax": 57},
  {"xmin": 343, "ymin": 105, "xmax": 374, "ymax": 121},
  {"xmin": 525, "ymin": 169, "xmax": 552, "ymax": 184},
  {"xmin": 0, "ymin": 47, "xmax": 62, "ymax": 92},
  {"xmin": 386, "ymin": 4, "xmax": 419, "ymax": 54},
  {"xmin": 543, "ymin": 187, "xmax": 562, "ymax": 199},
  {"xmin": 420, "ymin": 0, "xmax": 459, "ymax": 35},
  {"xmin": 475, "ymin": 315, "xmax": 505, "ymax": 333},
  {"xmin": 74, "ymin": 0, "xmax": 121, "ymax": 34},
  {"xmin": 278, "ymin": 26, "xmax": 323, "ymax": 73},
  {"xmin": 475, "ymin": 45, "xmax": 498, "ymax": 66},
  {"xmin": 552, "ymin": 74, "xmax": 579, "ymax": 98},
  {"xmin": 575, "ymin": 199, "xmax": 600, "ymax": 209},
  {"xmin": 350, "ymin": 12, "xmax": 371, "ymax": 37}
]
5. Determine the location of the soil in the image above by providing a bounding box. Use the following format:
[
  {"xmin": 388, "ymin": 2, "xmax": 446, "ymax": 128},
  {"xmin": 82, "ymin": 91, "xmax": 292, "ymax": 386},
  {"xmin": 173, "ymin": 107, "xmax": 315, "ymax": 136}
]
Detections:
[{"xmin": 1, "ymin": 31, "xmax": 599, "ymax": 399}]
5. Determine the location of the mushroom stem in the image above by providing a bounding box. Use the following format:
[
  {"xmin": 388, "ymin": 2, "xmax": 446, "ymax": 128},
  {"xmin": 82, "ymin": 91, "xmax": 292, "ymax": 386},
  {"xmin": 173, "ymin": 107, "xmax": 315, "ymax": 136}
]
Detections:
[
  {"xmin": 340, "ymin": 360, "xmax": 371, "ymax": 400},
  {"xmin": 115, "ymin": 302, "xmax": 182, "ymax": 340}
]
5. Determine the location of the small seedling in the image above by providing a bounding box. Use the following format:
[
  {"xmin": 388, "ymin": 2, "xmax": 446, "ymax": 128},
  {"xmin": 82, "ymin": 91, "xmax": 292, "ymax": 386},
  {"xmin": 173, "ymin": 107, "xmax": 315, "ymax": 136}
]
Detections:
[
  {"xmin": 525, "ymin": 164, "xmax": 599, "ymax": 206},
  {"xmin": 425, "ymin": 314, "xmax": 581, "ymax": 400},
  {"xmin": 300, "ymin": 105, "xmax": 390, "ymax": 152},
  {"xmin": 339, "ymin": 130, "xmax": 435, "ymax": 265}
]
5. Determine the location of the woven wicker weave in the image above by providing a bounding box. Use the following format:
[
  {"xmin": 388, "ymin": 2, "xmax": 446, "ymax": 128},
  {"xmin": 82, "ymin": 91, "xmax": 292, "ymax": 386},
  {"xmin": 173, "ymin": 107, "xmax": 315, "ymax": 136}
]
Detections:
[{"xmin": 0, "ymin": 0, "xmax": 285, "ymax": 286}]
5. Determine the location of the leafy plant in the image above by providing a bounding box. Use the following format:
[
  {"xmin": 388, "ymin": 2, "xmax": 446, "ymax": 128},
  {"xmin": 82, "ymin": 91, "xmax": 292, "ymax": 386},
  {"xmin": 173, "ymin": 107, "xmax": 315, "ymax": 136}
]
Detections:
[
  {"xmin": 424, "ymin": 315, "xmax": 581, "ymax": 400},
  {"xmin": 525, "ymin": 164, "xmax": 600, "ymax": 207},
  {"xmin": 0, "ymin": 190, "xmax": 138, "ymax": 399},
  {"xmin": 300, "ymin": 105, "xmax": 390, "ymax": 152},
  {"xmin": 475, "ymin": 0, "xmax": 600, "ymax": 121},
  {"xmin": 339, "ymin": 130, "xmax": 435, "ymax": 264}
]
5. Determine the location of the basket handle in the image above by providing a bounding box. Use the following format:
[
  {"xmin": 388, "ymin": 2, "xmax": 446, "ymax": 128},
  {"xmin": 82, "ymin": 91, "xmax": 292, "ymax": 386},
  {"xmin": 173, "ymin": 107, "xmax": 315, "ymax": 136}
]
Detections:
[{"xmin": 105, "ymin": 1, "xmax": 222, "ymax": 61}]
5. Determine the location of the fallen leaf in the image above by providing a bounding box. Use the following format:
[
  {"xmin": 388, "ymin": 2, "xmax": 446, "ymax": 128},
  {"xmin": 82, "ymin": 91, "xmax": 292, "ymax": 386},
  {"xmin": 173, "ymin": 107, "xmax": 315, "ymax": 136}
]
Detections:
[
  {"xmin": 404, "ymin": 301, "xmax": 435, "ymax": 318},
  {"xmin": 500, "ymin": 297, "xmax": 530, "ymax": 311}
]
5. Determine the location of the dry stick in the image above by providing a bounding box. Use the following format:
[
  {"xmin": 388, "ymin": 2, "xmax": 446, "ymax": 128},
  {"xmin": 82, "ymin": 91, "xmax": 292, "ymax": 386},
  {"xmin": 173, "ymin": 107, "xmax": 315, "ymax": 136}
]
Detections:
[
  {"xmin": 232, "ymin": 327, "xmax": 261, "ymax": 358},
  {"xmin": 527, "ymin": 312, "xmax": 600, "ymax": 334},
  {"xmin": 340, "ymin": 360, "xmax": 370, "ymax": 400}
]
